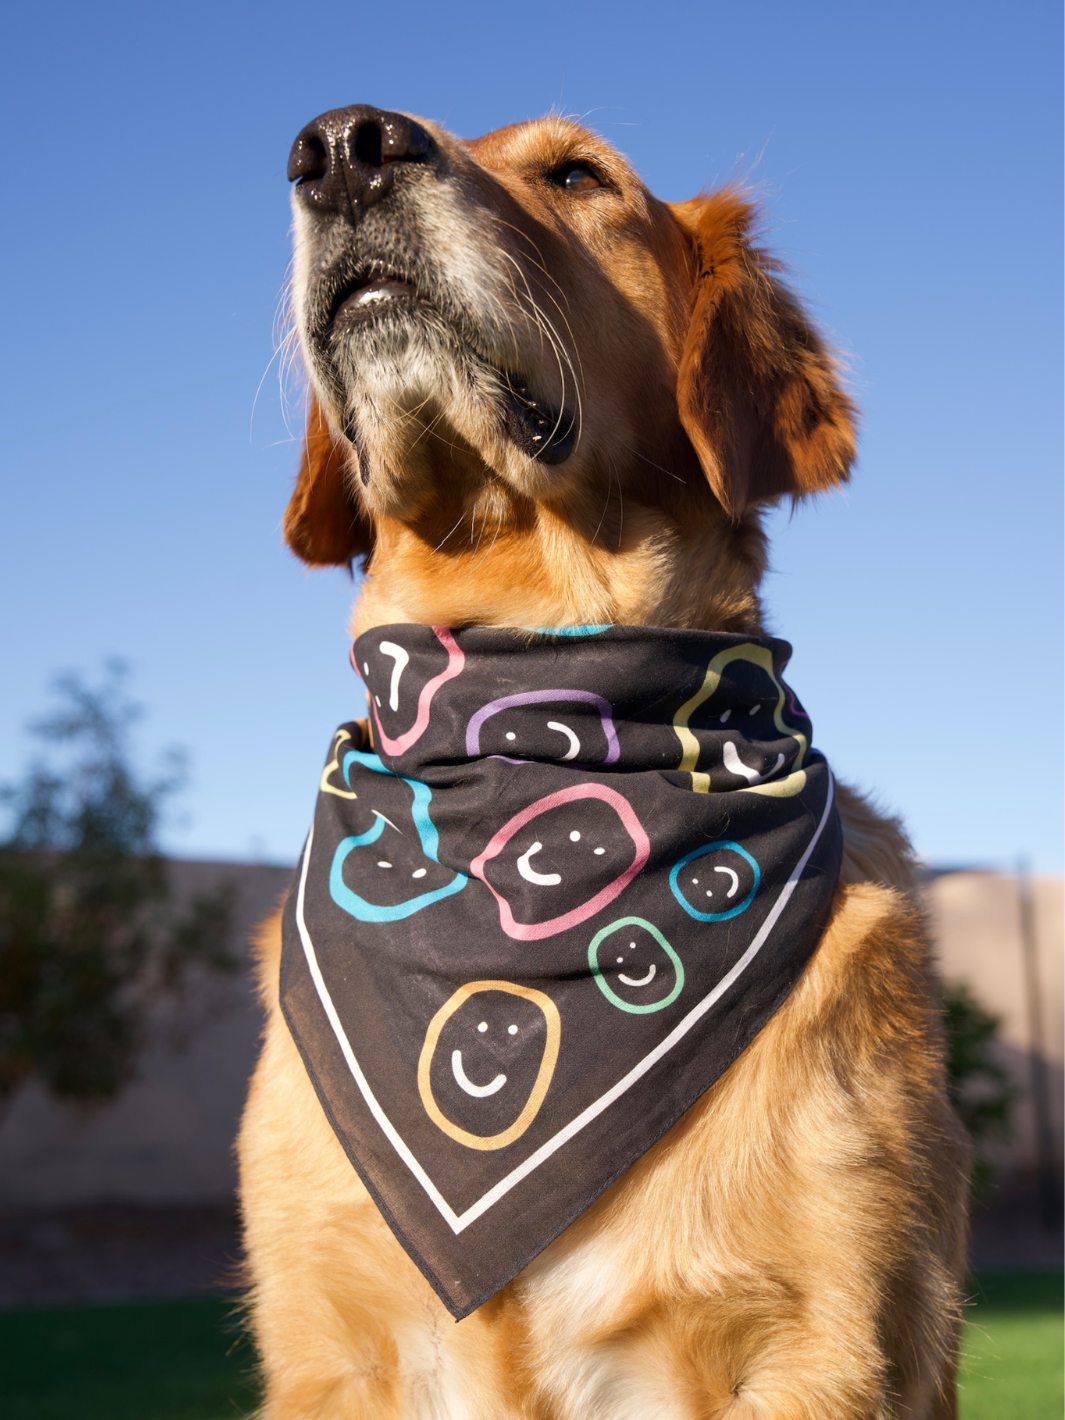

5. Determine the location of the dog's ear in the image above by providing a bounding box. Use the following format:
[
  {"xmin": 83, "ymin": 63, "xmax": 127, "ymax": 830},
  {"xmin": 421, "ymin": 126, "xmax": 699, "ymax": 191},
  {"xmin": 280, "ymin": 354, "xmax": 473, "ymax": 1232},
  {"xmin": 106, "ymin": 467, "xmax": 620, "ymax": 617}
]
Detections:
[
  {"xmin": 283, "ymin": 394, "xmax": 375, "ymax": 566},
  {"xmin": 670, "ymin": 191, "xmax": 857, "ymax": 518}
]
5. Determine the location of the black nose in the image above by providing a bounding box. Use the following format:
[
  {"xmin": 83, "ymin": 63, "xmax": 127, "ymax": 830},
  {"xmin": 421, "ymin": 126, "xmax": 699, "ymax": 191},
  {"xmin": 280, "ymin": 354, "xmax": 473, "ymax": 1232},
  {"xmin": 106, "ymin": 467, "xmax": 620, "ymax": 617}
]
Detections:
[{"xmin": 288, "ymin": 105, "xmax": 434, "ymax": 218}]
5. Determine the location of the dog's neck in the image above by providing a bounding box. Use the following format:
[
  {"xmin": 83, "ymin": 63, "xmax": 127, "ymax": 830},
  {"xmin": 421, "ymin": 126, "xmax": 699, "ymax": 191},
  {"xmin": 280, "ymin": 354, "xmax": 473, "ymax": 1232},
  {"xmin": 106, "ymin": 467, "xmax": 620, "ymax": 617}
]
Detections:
[
  {"xmin": 348, "ymin": 374, "xmax": 771, "ymax": 640},
  {"xmin": 351, "ymin": 503, "xmax": 769, "ymax": 638}
]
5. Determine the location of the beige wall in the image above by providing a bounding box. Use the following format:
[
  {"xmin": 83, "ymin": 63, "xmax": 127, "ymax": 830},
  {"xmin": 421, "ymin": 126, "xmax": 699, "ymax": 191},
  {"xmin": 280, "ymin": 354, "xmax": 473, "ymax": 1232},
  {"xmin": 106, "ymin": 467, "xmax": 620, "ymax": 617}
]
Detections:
[
  {"xmin": 0, "ymin": 863, "xmax": 1060, "ymax": 1208},
  {"xmin": 927, "ymin": 871, "xmax": 1064, "ymax": 1182},
  {"xmin": 0, "ymin": 861, "xmax": 289, "ymax": 1209}
]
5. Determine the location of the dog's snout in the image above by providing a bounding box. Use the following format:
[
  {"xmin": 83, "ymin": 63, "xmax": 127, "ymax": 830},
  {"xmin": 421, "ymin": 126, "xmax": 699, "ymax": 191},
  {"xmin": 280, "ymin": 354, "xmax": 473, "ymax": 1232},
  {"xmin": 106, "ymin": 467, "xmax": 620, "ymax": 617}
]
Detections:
[{"xmin": 288, "ymin": 105, "xmax": 434, "ymax": 218}]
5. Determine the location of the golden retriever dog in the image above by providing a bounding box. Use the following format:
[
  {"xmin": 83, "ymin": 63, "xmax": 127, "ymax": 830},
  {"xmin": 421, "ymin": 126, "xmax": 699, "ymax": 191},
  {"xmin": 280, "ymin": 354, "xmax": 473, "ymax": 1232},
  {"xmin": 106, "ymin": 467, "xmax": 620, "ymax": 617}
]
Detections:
[{"xmin": 239, "ymin": 105, "xmax": 969, "ymax": 1418}]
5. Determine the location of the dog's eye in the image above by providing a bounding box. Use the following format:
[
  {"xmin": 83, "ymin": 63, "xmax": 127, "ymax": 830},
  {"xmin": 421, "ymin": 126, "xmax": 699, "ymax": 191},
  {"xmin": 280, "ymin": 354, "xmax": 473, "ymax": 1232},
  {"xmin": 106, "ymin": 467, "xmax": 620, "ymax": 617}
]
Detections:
[{"xmin": 551, "ymin": 162, "xmax": 602, "ymax": 192}]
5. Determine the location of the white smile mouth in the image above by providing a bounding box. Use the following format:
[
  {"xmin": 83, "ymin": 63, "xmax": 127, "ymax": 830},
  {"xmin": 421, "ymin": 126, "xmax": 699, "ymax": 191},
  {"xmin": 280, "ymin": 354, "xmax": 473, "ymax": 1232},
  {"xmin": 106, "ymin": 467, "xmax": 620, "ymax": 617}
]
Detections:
[
  {"xmin": 516, "ymin": 841, "xmax": 561, "ymax": 886},
  {"xmin": 618, "ymin": 964, "xmax": 656, "ymax": 988},
  {"xmin": 452, "ymin": 1051, "xmax": 507, "ymax": 1097}
]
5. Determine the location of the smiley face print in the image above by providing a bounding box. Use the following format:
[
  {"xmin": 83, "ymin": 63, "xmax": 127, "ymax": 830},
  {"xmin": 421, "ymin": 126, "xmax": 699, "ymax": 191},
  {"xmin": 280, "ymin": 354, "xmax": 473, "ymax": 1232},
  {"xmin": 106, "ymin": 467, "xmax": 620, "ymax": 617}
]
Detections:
[
  {"xmin": 469, "ymin": 784, "xmax": 650, "ymax": 941},
  {"xmin": 329, "ymin": 750, "xmax": 467, "ymax": 922},
  {"xmin": 417, "ymin": 981, "xmax": 561, "ymax": 1150},
  {"xmin": 673, "ymin": 643, "xmax": 809, "ymax": 796},
  {"xmin": 465, "ymin": 690, "xmax": 620, "ymax": 767},
  {"xmin": 588, "ymin": 918, "xmax": 684, "ymax": 1014},
  {"xmin": 358, "ymin": 627, "xmax": 465, "ymax": 756},
  {"xmin": 318, "ymin": 727, "xmax": 360, "ymax": 800},
  {"xmin": 669, "ymin": 840, "xmax": 760, "ymax": 922}
]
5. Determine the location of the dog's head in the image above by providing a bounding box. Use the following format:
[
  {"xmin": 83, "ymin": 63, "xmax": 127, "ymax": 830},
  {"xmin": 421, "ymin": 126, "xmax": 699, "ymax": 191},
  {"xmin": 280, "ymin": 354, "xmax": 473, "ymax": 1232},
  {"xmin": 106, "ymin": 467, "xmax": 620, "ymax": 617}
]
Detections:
[{"xmin": 283, "ymin": 106, "xmax": 856, "ymax": 631}]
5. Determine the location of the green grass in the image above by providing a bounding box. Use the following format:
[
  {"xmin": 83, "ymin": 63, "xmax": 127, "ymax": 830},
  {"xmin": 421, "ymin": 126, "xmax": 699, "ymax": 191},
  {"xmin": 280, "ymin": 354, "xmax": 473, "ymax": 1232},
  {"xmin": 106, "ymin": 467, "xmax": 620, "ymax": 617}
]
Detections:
[
  {"xmin": 0, "ymin": 1274, "xmax": 1060, "ymax": 1418},
  {"xmin": 959, "ymin": 1272, "xmax": 1063, "ymax": 1420},
  {"xmin": 0, "ymin": 1296, "xmax": 259, "ymax": 1420}
]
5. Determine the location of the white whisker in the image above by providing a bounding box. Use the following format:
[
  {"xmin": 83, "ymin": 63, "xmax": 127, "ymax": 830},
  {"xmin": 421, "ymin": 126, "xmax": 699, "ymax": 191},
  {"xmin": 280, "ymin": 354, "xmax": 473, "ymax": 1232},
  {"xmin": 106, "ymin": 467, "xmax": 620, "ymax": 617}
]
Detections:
[
  {"xmin": 493, "ymin": 247, "xmax": 583, "ymax": 449},
  {"xmin": 431, "ymin": 512, "xmax": 467, "ymax": 554},
  {"xmin": 617, "ymin": 439, "xmax": 688, "ymax": 484}
]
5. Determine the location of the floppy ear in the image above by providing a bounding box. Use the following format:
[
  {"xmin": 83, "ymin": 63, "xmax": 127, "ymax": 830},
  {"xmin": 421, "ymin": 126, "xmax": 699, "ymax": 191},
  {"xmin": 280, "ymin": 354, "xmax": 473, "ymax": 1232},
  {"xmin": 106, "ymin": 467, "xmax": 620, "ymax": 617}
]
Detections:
[
  {"xmin": 283, "ymin": 394, "xmax": 375, "ymax": 566},
  {"xmin": 670, "ymin": 191, "xmax": 857, "ymax": 518}
]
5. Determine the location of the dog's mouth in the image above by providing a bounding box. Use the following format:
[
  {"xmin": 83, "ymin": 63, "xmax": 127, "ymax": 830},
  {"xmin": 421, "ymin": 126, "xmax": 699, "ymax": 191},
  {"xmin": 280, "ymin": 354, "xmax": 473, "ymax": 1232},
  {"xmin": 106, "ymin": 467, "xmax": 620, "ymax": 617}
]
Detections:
[
  {"xmin": 318, "ymin": 270, "xmax": 578, "ymax": 464},
  {"xmin": 502, "ymin": 376, "xmax": 577, "ymax": 464},
  {"xmin": 327, "ymin": 273, "xmax": 424, "ymax": 333}
]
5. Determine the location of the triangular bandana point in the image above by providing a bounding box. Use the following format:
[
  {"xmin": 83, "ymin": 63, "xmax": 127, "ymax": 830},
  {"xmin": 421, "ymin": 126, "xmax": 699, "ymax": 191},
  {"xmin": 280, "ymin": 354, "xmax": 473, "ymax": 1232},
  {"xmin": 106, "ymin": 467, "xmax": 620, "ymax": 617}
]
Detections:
[{"xmin": 281, "ymin": 623, "xmax": 842, "ymax": 1318}]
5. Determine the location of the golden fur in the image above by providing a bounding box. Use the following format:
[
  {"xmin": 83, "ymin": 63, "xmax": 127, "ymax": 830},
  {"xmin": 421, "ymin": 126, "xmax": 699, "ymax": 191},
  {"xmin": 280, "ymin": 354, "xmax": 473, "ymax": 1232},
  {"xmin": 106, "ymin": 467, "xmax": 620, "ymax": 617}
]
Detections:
[{"xmin": 239, "ymin": 111, "xmax": 969, "ymax": 1417}]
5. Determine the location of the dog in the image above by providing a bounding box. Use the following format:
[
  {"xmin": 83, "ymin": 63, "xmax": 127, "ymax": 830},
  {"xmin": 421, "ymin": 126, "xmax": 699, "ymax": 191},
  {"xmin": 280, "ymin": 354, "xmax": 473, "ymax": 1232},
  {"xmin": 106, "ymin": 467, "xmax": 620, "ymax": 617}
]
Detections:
[{"xmin": 238, "ymin": 105, "xmax": 970, "ymax": 1418}]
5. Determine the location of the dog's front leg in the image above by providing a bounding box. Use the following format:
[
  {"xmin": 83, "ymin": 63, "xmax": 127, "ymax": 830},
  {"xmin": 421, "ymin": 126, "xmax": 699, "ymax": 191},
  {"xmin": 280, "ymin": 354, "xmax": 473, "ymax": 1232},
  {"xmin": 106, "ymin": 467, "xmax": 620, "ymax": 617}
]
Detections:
[
  {"xmin": 240, "ymin": 913, "xmax": 534, "ymax": 1419},
  {"xmin": 510, "ymin": 882, "xmax": 967, "ymax": 1420}
]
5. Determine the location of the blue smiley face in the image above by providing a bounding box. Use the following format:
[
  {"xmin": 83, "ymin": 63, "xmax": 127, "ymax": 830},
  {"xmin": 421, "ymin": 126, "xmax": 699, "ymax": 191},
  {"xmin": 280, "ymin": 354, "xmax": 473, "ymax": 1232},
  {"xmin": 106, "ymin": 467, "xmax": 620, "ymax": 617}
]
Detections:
[
  {"xmin": 328, "ymin": 750, "xmax": 467, "ymax": 923},
  {"xmin": 669, "ymin": 840, "xmax": 759, "ymax": 922}
]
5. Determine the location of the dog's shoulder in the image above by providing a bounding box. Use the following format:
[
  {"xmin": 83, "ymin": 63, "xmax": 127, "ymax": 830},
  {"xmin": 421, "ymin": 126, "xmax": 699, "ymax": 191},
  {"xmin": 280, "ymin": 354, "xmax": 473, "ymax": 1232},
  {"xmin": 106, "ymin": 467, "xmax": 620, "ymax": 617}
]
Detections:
[
  {"xmin": 249, "ymin": 905, "xmax": 284, "ymax": 1010},
  {"xmin": 835, "ymin": 779, "xmax": 918, "ymax": 894}
]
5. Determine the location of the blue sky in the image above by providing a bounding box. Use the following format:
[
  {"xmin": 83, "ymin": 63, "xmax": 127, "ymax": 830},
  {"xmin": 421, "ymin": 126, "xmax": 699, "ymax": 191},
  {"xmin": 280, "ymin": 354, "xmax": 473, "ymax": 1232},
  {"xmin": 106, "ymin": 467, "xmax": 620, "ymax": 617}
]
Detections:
[{"xmin": 1, "ymin": 0, "xmax": 1061, "ymax": 869}]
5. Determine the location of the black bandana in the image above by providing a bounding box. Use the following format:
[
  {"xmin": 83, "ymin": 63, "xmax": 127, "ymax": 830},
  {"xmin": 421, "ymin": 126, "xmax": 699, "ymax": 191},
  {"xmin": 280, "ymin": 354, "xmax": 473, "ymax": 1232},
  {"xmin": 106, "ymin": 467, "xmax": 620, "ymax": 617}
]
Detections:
[{"xmin": 280, "ymin": 623, "xmax": 841, "ymax": 1319}]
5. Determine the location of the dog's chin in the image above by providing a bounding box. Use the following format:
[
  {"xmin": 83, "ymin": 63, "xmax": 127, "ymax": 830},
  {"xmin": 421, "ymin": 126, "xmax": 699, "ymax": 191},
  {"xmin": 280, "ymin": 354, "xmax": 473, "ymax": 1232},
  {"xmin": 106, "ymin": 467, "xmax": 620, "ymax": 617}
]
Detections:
[{"xmin": 315, "ymin": 299, "xmax": 578, "ymax": 482}]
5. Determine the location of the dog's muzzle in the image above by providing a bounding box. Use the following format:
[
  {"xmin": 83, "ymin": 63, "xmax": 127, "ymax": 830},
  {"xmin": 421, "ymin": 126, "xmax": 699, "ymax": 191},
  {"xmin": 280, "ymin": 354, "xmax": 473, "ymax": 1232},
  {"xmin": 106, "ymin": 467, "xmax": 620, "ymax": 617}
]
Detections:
[
  {"xmin": 288, "ymin": 104, "xmax": 435, "ymax": 222},
  {"xmin": 288, "ymin": 105, "xmax": 578, "ymax": 467}
]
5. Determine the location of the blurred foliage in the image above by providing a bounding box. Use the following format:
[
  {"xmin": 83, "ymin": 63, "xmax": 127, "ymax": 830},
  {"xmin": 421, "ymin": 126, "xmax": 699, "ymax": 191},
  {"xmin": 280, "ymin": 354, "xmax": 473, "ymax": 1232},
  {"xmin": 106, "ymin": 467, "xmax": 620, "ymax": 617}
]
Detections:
[
  {"xmin": 942, "ymin": 980, "xmax": 1017, "ymax": 1199},
  {"xmin": 0, "ymin": 662, "xmax": 237, "ymax": 1111}
]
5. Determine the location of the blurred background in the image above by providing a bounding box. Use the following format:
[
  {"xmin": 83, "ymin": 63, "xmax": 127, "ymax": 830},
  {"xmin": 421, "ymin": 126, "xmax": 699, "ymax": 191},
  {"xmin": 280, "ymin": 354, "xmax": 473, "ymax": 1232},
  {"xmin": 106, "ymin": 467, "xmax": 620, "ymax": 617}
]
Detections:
[{"xmin": 0, "ymin": 1, "xmax": 1061, "ymax": 1416}]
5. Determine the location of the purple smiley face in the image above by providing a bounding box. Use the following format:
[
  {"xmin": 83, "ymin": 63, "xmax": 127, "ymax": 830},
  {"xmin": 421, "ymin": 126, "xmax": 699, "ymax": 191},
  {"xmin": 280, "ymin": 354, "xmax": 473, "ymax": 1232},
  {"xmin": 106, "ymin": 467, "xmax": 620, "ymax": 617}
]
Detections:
[{"xmin": 466, "ymin": 690, "xmax": 619, "ymax": 766}]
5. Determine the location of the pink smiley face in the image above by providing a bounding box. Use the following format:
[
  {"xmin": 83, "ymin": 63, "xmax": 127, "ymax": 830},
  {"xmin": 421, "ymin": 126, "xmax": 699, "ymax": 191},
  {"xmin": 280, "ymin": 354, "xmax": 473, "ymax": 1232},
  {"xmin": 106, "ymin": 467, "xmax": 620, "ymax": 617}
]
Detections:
[
  {"xmin": 469, "ymin": 784, "xmax": 649, "ymax": 941},
  {"xmin": 358, "ymin": 627, "xmax": 464, "ymax": 757}
]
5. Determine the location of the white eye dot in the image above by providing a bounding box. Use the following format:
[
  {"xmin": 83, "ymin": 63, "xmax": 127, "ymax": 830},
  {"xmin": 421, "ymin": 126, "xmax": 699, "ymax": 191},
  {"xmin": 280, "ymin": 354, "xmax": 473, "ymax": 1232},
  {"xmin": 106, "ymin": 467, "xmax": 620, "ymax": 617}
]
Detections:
[
  {"xmin": 750, "ymin": 704, "xmax": 761, "ymax": 715},
  {"xmin": 569, "ymin": 831, "xmax": 581, "ymax": 841},
  {"xmin": 505, "ymin": 731, "xmax": 516, "ymax": 741},
  {"xmin": 377, "ymin": 861, "xmax": 392, "ymax": 869},
  {"xmin": 478, "ymin": 1022, "xmax": 488, "ymax": 1033},
  {"xmin": 594, "ymin": 847, "xmax": 605, "ymax": 855},
  {"xmin": 507, "ymin": 1024, "xmax": 518, "ymax": 1035},
  {"xmin": 412, "ymin": 868, "xmax": 427, "ymax": 878}
]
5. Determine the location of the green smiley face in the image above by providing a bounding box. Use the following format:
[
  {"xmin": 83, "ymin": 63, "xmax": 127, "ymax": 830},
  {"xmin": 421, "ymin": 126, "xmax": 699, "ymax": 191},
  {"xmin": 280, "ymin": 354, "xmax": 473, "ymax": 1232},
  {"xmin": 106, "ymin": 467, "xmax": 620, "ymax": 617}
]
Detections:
[{"xmin": 588, "ymin": 917, "xmax": 684, "ymax": 1014}]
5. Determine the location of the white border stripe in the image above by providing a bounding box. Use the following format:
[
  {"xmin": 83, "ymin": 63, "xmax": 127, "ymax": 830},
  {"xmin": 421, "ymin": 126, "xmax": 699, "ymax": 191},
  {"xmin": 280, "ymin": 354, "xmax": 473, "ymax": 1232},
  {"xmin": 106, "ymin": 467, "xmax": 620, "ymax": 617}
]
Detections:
[
  {"xmin": 297, "ymin": 773, "xmax": 835, "ymax": 1234},
  {"xmin": 296, "ymin": 828, "xmax": 462, "ymax": 1230}
]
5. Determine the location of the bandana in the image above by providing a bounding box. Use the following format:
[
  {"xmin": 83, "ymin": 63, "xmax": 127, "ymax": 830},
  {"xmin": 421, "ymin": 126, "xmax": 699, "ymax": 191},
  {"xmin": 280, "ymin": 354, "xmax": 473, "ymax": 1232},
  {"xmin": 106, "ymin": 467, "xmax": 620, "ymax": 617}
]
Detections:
[{"xmin": 280, "ymin": 623, "xmax": 841, "ymax": 1320}]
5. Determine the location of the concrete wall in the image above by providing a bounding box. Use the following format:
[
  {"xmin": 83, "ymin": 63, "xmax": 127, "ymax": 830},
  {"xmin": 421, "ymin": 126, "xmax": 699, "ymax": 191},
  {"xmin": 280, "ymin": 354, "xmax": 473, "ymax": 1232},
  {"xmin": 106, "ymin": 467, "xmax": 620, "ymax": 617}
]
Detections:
[
  {"xmin": 0, "ymin": 863, "xmax": 1060, "ymax": 1207},
  {"xmin": 927, "ymin": 870, "xmax": 1063, "ymax": 1186},
  {"xmin": 0, "ymin": 860, "xmax": 290, "ymax": 1208}
]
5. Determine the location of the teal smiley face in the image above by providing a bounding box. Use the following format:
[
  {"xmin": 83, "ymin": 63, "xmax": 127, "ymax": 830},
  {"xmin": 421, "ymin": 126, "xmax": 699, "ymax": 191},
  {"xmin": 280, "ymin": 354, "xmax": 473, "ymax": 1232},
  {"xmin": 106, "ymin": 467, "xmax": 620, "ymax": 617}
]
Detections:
[
  {"xmin": 588, "ymin": 917, "xmax": 684, "ymax": 1014},
  {"xmin": 669, "ymin": 840, "xmax": 759, "ymax": 922}
]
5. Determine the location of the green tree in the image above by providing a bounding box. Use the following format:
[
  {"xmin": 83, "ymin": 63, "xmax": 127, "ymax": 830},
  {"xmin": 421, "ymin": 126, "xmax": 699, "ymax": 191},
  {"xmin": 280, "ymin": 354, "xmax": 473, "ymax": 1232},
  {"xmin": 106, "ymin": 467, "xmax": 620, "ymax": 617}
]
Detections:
[
  {"xmin": 941, "ymin": 980, "xmax": 1017, "ymax": 1198},
  {"xmin": 0, "ymin": 662, "xmax": 236, "ymax": 1115}
]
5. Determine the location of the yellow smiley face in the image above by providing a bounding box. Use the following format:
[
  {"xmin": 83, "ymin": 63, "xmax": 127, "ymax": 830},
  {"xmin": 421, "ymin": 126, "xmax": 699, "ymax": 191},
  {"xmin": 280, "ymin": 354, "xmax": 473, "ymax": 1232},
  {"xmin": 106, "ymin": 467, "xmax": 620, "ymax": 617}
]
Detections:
[{"xmin": 417, "ymin": 981, "xmax": 561, "ymax": 1151}]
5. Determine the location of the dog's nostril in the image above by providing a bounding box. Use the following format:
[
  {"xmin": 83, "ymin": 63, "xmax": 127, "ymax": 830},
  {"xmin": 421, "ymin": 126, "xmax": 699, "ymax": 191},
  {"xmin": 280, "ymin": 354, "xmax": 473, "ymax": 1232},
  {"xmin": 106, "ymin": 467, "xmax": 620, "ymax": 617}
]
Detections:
[
  {"xmin": 288, "ymin": 133, "xmax": 328, "ymax": 184},
  {"xmin": 289, "ymin": 107, "xmax": 435, "ymax": 218},
  {"xmin": 352, "ymin": 121, "xmax": 384, "ymax": 169},
  {"xmin": 383, "ymin": 116, "xmax": 431, "ymax": 161},
  {"xmin": 351, "ymin": 115, "xmax": 432, "ymax": 170}
]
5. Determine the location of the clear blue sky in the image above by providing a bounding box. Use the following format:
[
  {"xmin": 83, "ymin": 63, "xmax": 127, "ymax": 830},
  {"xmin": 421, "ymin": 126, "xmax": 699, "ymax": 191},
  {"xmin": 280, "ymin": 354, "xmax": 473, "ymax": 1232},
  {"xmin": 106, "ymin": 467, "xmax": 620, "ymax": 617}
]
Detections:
[{"xmin": 2, "ymin": 0, "xmax": 1061, "ymax": 870}]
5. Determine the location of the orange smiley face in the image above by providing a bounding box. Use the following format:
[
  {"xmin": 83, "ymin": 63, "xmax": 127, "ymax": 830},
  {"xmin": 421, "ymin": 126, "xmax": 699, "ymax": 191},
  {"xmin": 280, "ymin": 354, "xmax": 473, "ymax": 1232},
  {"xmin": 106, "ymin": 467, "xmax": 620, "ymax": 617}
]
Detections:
[{"xmin": 417, "ymin": 981, "xmax": 561, "ymax": 1150}]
